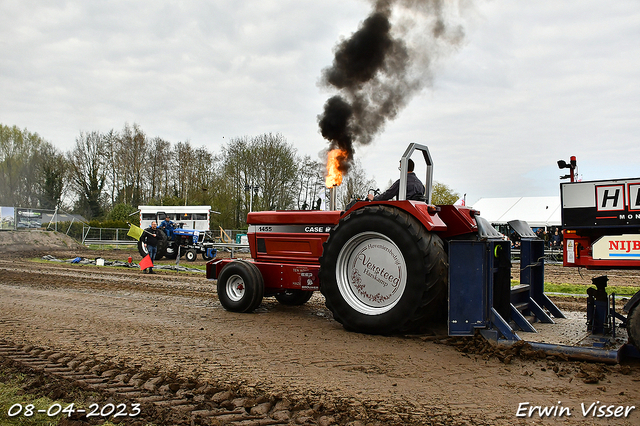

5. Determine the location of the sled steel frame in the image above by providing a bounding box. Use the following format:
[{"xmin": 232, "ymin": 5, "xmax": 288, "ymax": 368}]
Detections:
[{"xmin": 448, "ymin": 220, "xmax": 634, "ymax": 363}]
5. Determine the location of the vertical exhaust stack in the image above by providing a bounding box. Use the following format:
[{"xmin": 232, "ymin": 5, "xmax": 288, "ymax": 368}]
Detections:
[
  {"xmin": 329, "ymin": 186, "xmax": 337, "ymax": 211},
  {"xmin": 325, "ymin": 148, "xmax": 345, "ymax": 211}
]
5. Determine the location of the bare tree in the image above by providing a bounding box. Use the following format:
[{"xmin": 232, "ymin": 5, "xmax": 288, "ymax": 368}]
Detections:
[
  {"xmin": 0, "ymin": 124, "xmax": 45, "ymax": 207},
  {"xmin": 337, "ymin": 159, "xmax": 376, "ymax": 209},
  {"xmin": 102, "ymin": 129, "xmax": 121, "ymax": 207},
  {"xmin": 37, "ymin": 142, "xmax": 68, "ymax": 210},
  {"xmin": 68, "ymin": 131, "xmax": 106, "ymax": 219},
  {"xmin": 220, "ymin": 136, "xmax": 251, "ymax": 227},
  {"xmin": 295, "ymin": 155, "xmax": 325, "ymax": 210},
  {"xmin": 172, "ymin": 141, "xmax": 197, "ymax": 202},
  {"xmin": 188, "ymin": 146, "xmax": 215, "ymax": 205},
  {"xmin": 148, "ymin": 136, "xmax": 171, "ymax": 202},
  {"xmin": 252, "ymin": 133, "xmax": 298, "ymax": 211},
  {"xmin": 119, "ymin": 123, "xmax": 148, "ymax": 206}
]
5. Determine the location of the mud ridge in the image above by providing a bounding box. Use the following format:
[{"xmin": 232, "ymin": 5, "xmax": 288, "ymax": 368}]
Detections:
[{"xmin": 0, "ymin": 339, "xmax": 434, "ymax": 425}]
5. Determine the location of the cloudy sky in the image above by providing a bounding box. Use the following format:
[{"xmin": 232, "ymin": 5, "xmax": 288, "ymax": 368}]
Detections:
[{"xmin": 2, "ymin": 0, "xmax": 639, "ymax": 205}]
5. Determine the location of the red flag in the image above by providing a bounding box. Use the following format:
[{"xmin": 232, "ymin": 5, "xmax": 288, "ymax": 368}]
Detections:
[{"xmin": 139, "ymin": 255, "xmax": 153, "ymax": 270}]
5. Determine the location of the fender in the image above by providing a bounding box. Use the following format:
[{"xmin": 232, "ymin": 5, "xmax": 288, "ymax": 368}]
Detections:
[{"xmin": 343, "ymin": 200, "xmax": 447, "ymax": 232}]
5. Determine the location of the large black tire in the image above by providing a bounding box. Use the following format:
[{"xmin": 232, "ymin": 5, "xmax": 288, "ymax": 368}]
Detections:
[
  {"xmin": 628, "ymin": 303, "xmax": 640, "ymax": 349},
  {"xmin": 275, "ymin": 290, "xmax": 314, "ymax": 306},
  {"xmin": 164, "ymin": 243, "xmax": 180, "ymax": 259},
  {"xmin": 319, "ymin": 205, "xmax": 447, "ymax": 335},
  {"xmin": 217, "ymin": 261, "xmax": 264, "ymax": 313},
  {"xmin": 137, "ymin": 228, "xmax": 167, "ymax": 260}
]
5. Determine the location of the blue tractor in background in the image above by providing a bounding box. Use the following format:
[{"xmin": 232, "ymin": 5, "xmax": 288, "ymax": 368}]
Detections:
[{"xmin": 137, "ymin": 211, "xmax": 217, "ymax": 261}]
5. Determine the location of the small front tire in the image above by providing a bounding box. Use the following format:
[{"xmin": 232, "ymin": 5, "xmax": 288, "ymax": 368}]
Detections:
[
  {"xmin": 185, "ymin": 249, "xmax": 197, "ymax": 262},
  {"xmin": 217, "ymin": 261, "xmax": 264, "ymax": 313}
]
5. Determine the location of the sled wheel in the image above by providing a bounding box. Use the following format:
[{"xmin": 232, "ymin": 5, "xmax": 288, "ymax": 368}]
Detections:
[
  {"xmin": 319, "ymin": 205, "xmax": 447, "ymax": 335},
  {"xmin": 275, "ymin": 289, "xmax": 314, "ymax": 306},
  {"xmin": 628, "ymin": 303, "xmax": 640, "ymax": 349},
  {"xmin": 185, "ymin": 249, "xmax": 197, "ymax": 262},
  {"xmin": 217, "ymin": 261, "xmax": 264, "ymax": 313}
]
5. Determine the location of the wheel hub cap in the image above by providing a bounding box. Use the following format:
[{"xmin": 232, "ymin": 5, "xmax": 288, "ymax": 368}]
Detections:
[
  {"xmin": 336, "ymin": 232, "xmax": 407, "ymax": 315},
  {"xmin": 226, "ymin": 275, "xmax": 245, "ymax": 301}
]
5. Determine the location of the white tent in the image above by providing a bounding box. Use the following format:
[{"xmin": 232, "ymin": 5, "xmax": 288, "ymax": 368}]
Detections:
[{"xmin": 469, "ymin": 197, "xmax": 561, "ymax": 228}]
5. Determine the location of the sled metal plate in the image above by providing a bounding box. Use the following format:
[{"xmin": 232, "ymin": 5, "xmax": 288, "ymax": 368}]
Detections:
[
  {"xmin": 476, "ymin": 216, "xmax": 505, "ymax": 239},
  {"xmin": 507, "ymin": 220, "xmax": 538, "ymax": 239},
  {"xmin": 448, "ymin": 240, "xmax": 488, "ymax": 335}
]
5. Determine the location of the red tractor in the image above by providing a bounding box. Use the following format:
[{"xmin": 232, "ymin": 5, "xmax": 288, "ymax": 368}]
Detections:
[
  {"xmin": 207, "ymin": 144, "xmax": 500, "ymax": 335},
  {"xmin": 206, "ymin": 146, "xmax": 640, "ymax": 360}
]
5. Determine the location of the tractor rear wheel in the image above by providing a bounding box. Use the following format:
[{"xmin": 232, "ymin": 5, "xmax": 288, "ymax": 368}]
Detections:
[
  {"xmin": 165, "ymin": 242, "xmax": 186, "ymax": 259},
  {"xmin": 275, "ymin": 290, "xmax": 314, "ymax": 306},
  {"xmin": 137, "ymin": 239, "xmax": 147, "ymax": 258},
  {"xmin": 628, "ymin": 303, "xmax": 640, "ymax": 349},
  {"xmin": 137, "ymin": 229, "xmax": 167, "ymax": 260},
  {"xmin": 319, "ymin": 205, "xmax": 447, "ymax": 335},
  {"xmin": 217, "ymin": 261, "xmax": 264, "ymax": 313}
]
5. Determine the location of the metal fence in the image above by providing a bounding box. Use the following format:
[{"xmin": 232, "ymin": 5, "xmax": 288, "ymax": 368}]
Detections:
[
  {"xmin": 81, "ymin": 226, "xmax": 248, "ymax": 247},
  {"xmin": 82, "ymin": 227, "xmax": 137, "ymax": 246},
  {"xmin": 510, "ymin": 248, "xmax": 563, "ymax": 264}
]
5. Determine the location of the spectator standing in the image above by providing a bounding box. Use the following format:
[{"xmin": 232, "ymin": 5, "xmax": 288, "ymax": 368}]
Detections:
[
  {"xmin": 141, "ymin": 221, "xmax": 159, "ymax": 274},
  {"xmin": 551, "ymin": 228, "xmax": 563, "ymax": 249}
]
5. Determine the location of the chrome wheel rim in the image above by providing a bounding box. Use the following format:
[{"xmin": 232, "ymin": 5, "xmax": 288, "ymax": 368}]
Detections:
[
  {"xmin": 226, "ymin": 275, "xmax": 245, "ymax": 302},
  {"xmin": 335, "ymin": 231, "xmax": 407, "ymax": 315}
]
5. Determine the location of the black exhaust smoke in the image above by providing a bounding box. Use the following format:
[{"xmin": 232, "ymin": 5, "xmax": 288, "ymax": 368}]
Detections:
[{"xmin": 318, "ymin": 0, "xmax": 467, "ymax": 174}]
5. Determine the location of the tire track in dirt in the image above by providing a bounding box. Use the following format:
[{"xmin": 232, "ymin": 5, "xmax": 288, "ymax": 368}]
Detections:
[
  {"xmin": 1, "ymin": 258, "xmax": 640, "ymax": 425},
  {"xmin": 0, "ymin": 339, "xmax": 334, "ymax": 425}
]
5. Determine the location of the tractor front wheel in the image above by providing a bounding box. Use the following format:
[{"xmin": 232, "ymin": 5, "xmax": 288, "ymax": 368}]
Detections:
[
  {"xmin": 319, "ymin": 205, "xmax": 447, "ymax": 335},
  {"xmin": 185, "ymin": 249, "xmax": 197, "ymax": 262},
  {"xmin": 217, "ymin": 261, "xmax": 264, "ymax": 313}
]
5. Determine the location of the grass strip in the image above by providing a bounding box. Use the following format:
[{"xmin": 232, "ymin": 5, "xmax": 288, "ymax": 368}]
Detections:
[
  {"xmin": 1, "ymin": 380, "xmax": 61, "ymax": 425},
  {"xmin": 512, "ymin": 281, "xmax": 638, "ymax": 297}
]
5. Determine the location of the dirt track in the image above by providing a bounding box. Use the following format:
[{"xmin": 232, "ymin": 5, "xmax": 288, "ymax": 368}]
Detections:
[{"xmin": 0, "ymin": 231, "xmax": 639, "ymax": 425}]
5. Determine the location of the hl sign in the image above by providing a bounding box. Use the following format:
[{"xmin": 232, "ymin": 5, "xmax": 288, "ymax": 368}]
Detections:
[{"xmin": 596, "ymin": 183, "xmax": 640, "ymax": 218}]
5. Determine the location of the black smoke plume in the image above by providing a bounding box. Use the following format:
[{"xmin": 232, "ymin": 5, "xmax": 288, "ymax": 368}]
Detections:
[{"xmin": 318, "ymin": 0, "xmax": 467, "ymax": 175}]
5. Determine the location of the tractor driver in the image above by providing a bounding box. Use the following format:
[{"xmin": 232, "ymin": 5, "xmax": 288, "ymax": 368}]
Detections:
[
  {"xmin": 159, "ymin": 215, "xmax": 174, "ymax": 239},
  {"xmin": 367, "ymin": 159, "xmax": 426, "ymax": 201}
]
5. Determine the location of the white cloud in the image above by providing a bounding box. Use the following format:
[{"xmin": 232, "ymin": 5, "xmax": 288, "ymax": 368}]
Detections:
[{"xmin": 1, "ymin": 0, "xmax": 638, "ymax": 203}]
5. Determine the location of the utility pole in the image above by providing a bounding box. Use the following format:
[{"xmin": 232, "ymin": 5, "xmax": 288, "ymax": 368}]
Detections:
[{"xmin": 245, "ymin": 183, "xmax": 259, "ymax": 212}]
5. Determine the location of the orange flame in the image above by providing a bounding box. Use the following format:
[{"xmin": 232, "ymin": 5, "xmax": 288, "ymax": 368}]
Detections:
[{"xmin": 325, "ymin": 149, "xmax": 347, "ymax": 188}]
